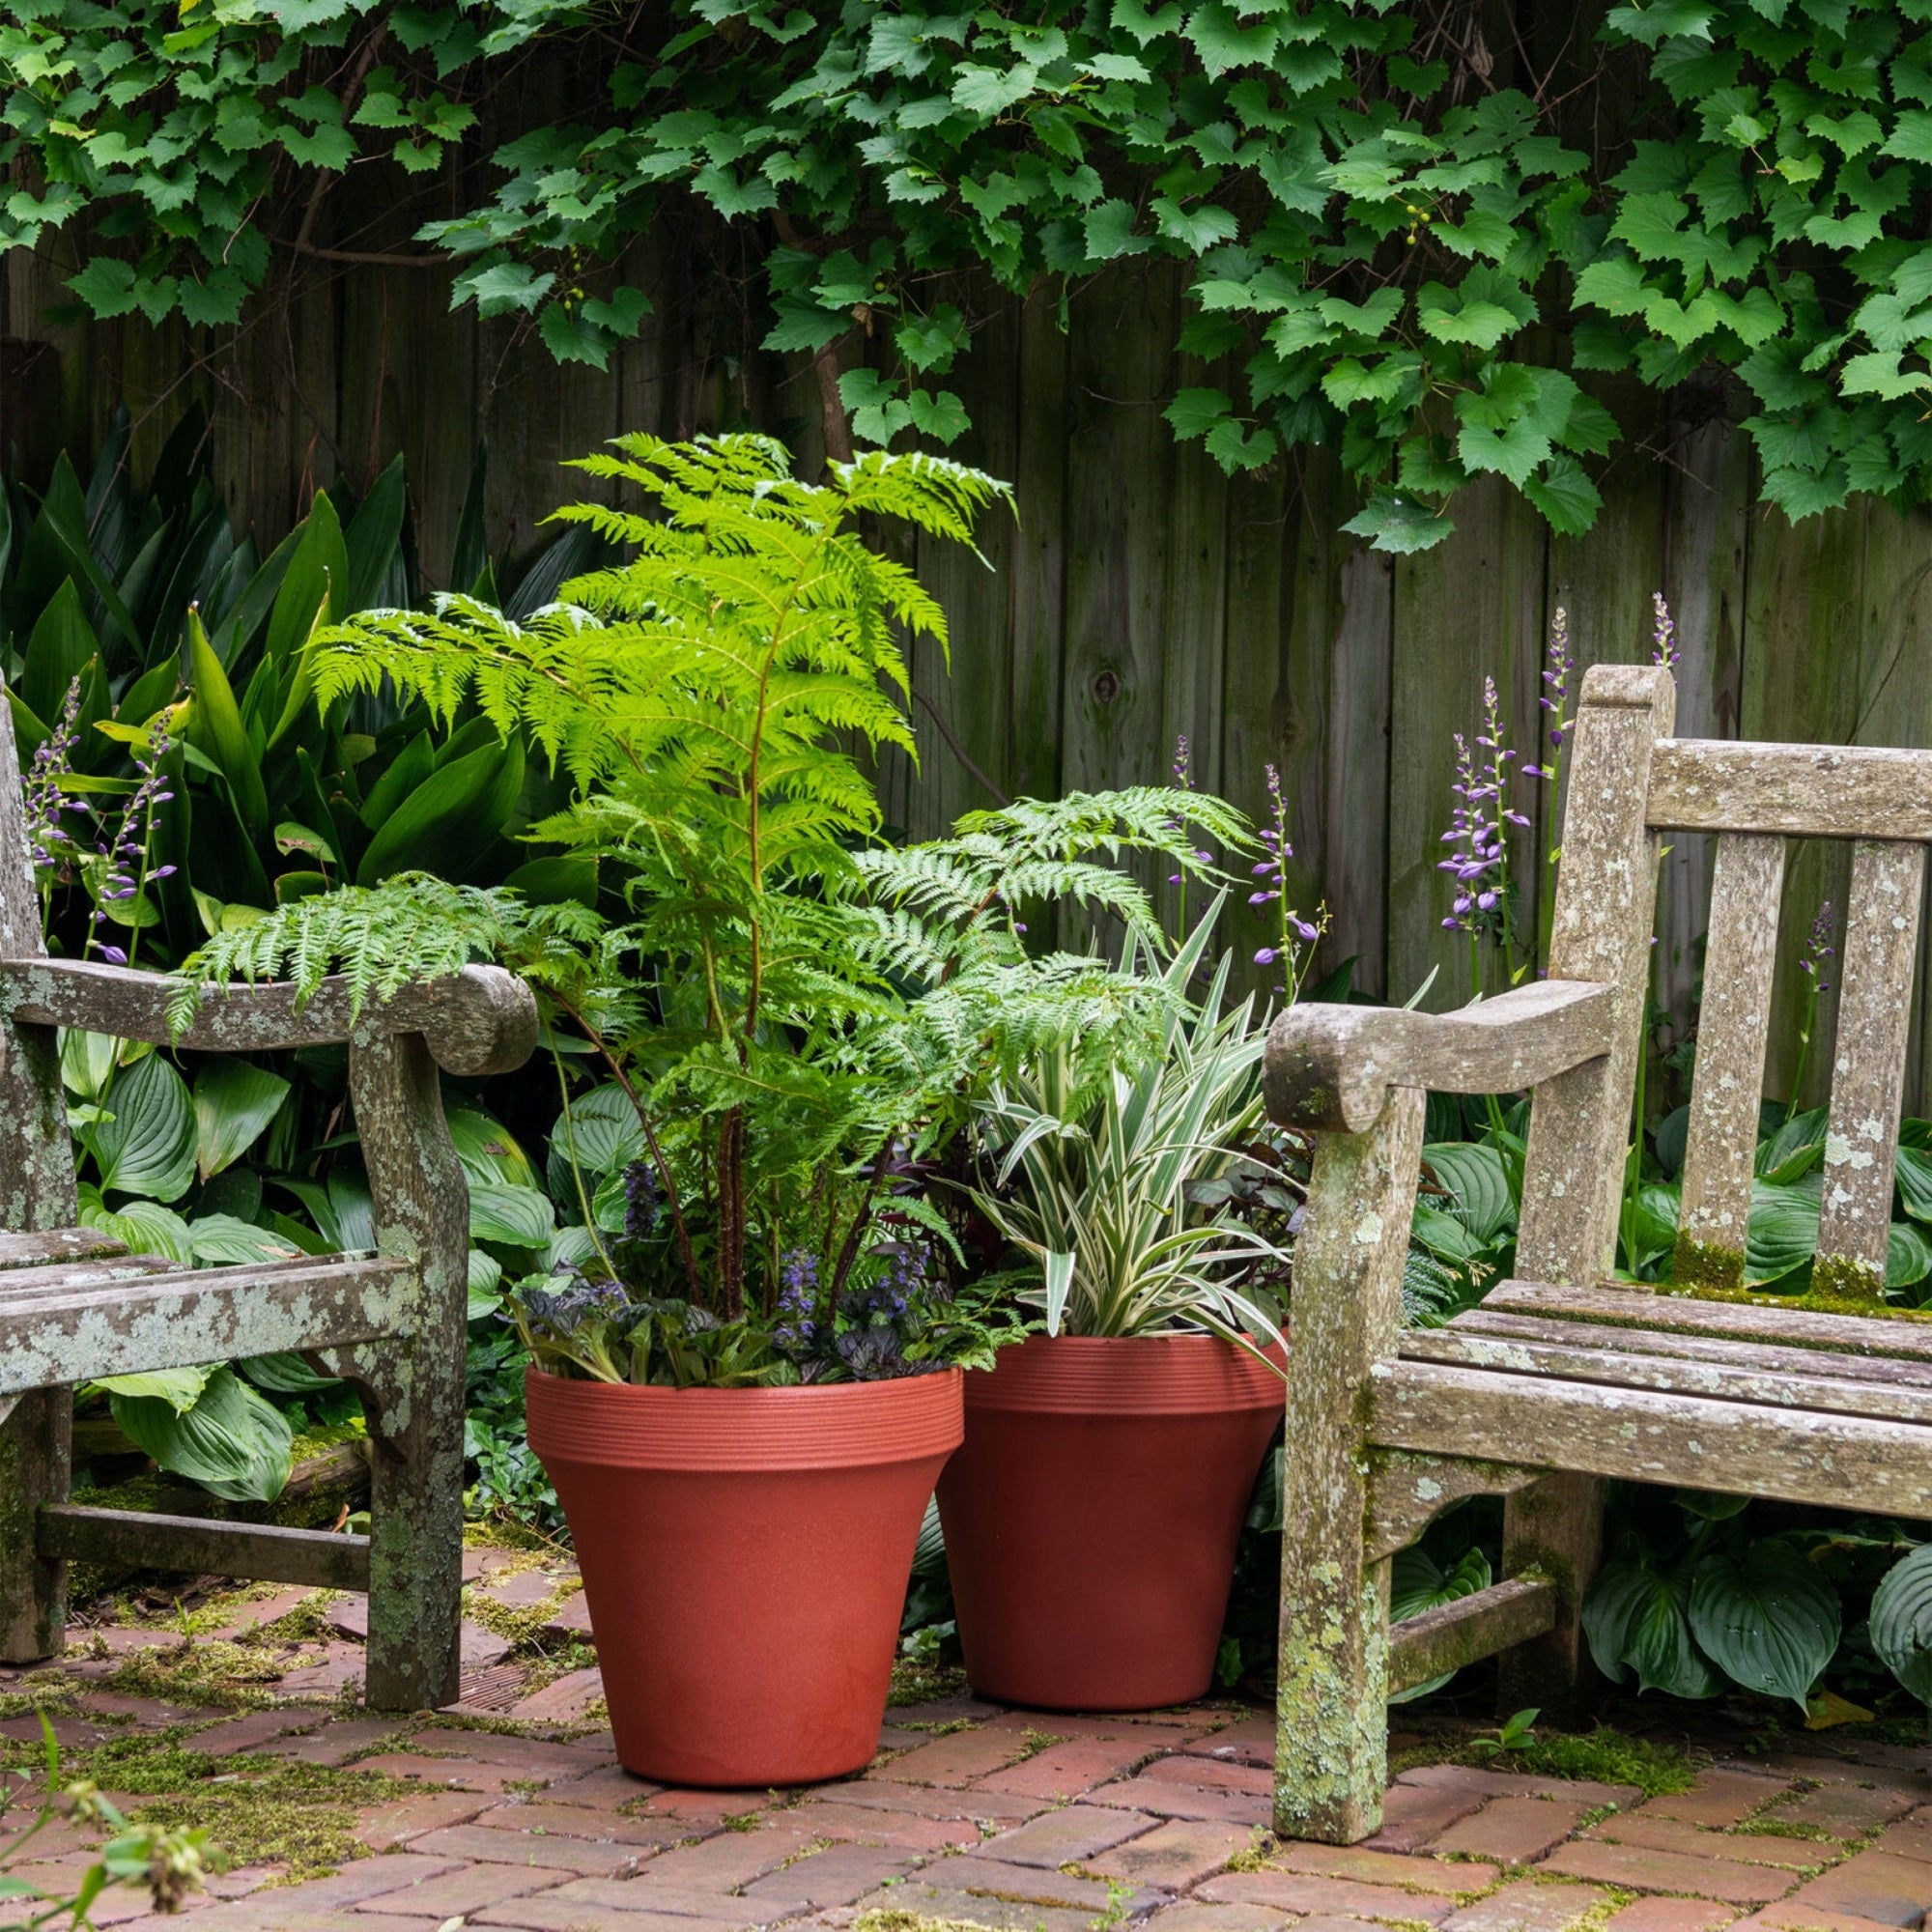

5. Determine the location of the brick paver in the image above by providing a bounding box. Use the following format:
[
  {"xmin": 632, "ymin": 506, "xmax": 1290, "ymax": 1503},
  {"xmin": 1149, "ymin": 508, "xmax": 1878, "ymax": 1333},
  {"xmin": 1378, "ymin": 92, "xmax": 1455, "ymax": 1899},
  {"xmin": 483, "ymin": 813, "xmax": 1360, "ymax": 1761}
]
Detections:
[
  {"xmin": 1085, "ymin": 1819, "xmax": 1260, "ymax": 1887},
  {"xmin": 1777, "ymin": 1847, "xmax": 1932, "ymax": 1925},
  {"xmin": 1647, "ymin": 1767, "xmax": 1792, "ymax": 1828},
  {"xmin": 1199, "ymin": 1866, "xmax": 1464, "ymax": 1923},
  {"xmin": 1440, "ymin": 1878, "xmax": 1610, "ymax": 1929},
  {"xmin": 1604, "ymin": 1901, "xmax": 1739, "ymax": 1931},
  {"xmin": 1544, "ymin": 1836, "xmax": 1795, "ymax": 1905},
  {"xmin": 1426, "ymin": 1793, "xmax": 1591, "ymax": 1863},
  {"xmin": 18, "ymin": 1560, "xmax": 1932, "ymax": 1932},
  {"xmin": 978, "ymin": 1803, "xmax": 1159, "ymax": 1866}
]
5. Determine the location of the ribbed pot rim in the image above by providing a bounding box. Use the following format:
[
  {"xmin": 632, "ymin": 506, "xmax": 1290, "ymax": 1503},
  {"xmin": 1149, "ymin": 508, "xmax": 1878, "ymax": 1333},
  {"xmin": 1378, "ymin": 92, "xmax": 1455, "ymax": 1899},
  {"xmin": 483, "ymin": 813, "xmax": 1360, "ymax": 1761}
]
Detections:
[
  {"xmin": 525, "ymin": 1364, "xmax": 964, "ymax": 1472},
  {"xmin": 962, "ymin": 1331, "xmax": 1285, "ymax": 1417}
]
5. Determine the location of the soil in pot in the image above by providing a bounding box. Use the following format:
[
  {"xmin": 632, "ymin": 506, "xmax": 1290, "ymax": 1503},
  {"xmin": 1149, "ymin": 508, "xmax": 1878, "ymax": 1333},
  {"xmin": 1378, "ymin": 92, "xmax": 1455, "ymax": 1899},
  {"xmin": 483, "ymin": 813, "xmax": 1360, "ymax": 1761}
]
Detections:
[
  {"xmin": 935, "ymin": 1332, "xmax": 1282, "ymax": 1711},
  {"xmin": 527, "ymin": 1367, "xmax": 962, "ymax": 1786}
]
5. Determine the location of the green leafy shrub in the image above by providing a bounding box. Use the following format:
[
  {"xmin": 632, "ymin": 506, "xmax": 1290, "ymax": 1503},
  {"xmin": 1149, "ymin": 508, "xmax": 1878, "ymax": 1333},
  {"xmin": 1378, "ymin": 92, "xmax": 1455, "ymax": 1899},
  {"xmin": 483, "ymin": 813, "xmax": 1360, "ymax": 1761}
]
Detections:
[
  {"xmin": 1, "ymin": 418, "xmax": 593, "ymax": 1508},
  {"xmin": 12, "ymin": 3, "xmax": 1932, "ymax": 540}
]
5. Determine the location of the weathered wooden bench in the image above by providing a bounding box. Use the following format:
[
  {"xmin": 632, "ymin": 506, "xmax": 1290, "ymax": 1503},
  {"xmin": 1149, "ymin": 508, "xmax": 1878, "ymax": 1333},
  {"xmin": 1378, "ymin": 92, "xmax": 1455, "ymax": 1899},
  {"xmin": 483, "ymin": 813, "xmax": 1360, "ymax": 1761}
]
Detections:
[
  {"xmin": 0, "ymin": 688, "xmax": 536, "ymax": 1711},
  {"xmin": 1264, "ymin": 663, "xmax": 1932, "ymax": 1842}
]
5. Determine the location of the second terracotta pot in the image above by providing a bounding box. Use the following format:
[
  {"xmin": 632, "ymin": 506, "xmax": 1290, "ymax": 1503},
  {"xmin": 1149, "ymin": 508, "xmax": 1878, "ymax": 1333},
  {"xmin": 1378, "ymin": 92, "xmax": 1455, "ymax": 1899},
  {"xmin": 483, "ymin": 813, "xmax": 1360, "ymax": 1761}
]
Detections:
[{"xmin": 935, "ymin": 1332, "xmax": 1283, "ymax": 1711}]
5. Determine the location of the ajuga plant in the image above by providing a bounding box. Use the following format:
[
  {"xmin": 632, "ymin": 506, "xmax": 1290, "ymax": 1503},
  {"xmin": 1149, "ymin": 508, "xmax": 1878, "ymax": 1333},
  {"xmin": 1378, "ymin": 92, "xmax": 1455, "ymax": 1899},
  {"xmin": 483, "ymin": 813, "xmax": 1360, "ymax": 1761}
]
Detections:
[{"xmin": 178, "ymin": 434, "xmax": 1245, "ymax": 1387}]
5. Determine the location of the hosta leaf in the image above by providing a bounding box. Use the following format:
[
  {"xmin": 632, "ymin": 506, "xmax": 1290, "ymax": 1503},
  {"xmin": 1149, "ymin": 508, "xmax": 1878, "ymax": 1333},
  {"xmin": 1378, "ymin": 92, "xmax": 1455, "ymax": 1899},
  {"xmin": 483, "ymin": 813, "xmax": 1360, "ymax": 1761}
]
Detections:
[
  {"xmin": 1584, "ymin": 1559, "xmax": 1721, "ymax": 1699},
  {"xmin": 1747, "ymin": 1177, "xmax": 1821, "ymax": 1285},
  {"xmin": 548, "ymin": 1086, "xmax": 646, "ymax": 1197},
  {"xmin": 1870, "ymin": 1544, "xmax": 1932, "ymax": 1705},
  {"xmin": 469, "ymin": 1182, "xmax": 556, "ymax": 1248},
  {"xmin": 236, "ymin": 1351, "xmax": 340, "ymax": 1393},
  {"xmin": 111, "ymin": 1364, "xmax": 293, "ymax": 1502},
  {"xmin": 1689, "ymin": 1545, "xmax": 1839, "ymax": 1708},
  {"xmin": 193, "ymin": 1059, "xmax": 290, "ymax": 1182},
  {"xmin": 187, "ymin": 1214, "xmax": 302, "ymax": 1266},
  {"xmin": 1389, "ymin": 1546, "xmax": 1492, "ymax": 1703},
  {"xmin": 1895, "ymin": 1145, "xmax": 1932, "ymax": 1223},
  {"xmin": 92, "ymin": 1053, "xmax": 197, "ymax": 1204},
  {"xmin": 1889, "ymin": 1221, "xmax": 1932, "ymax": 1291},
  {"xmin": 468, "ymin": 1247, "xmax": 505, "ymax": 1319},
  {"xmin": 446, "ymin": 1106, "xmax": 540, "ymax": 1190},
  {"xmin": 91, "ymin": 1365, "xmax": 209, "ymax": 1413},
  {"xmin": 82, "ymin": 1198, "xmax": 194, "ymax": 1266},
  {"xmin": 1422, "ymin": 1142, "xmax": 1516, "ymax": 1243}
]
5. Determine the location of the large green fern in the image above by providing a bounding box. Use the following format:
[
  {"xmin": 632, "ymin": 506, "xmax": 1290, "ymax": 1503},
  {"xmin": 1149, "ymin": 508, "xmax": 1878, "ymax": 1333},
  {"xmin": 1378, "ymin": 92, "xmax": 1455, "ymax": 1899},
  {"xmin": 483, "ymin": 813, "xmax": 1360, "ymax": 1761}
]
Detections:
[{"xmin": 298, "ymin": 435, "xmax": 1013, "ymax": 1318}]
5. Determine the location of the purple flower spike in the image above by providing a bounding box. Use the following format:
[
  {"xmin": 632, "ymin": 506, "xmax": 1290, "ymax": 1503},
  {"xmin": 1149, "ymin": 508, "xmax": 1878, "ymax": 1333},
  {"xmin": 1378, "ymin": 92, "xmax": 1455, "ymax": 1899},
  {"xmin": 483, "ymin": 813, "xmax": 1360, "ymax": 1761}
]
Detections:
[{"xmin": 1651, "ymin": 591, "xmax": 1679, "ymax": 670}]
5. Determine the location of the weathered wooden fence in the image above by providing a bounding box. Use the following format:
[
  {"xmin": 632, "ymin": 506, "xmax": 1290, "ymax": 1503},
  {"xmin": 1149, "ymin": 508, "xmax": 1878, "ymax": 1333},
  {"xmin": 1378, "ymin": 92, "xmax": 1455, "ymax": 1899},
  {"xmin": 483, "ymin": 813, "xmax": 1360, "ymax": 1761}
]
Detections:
[{"xmin": 8, "ymin": 242, "xmax": 1932, "ymax": 1109}]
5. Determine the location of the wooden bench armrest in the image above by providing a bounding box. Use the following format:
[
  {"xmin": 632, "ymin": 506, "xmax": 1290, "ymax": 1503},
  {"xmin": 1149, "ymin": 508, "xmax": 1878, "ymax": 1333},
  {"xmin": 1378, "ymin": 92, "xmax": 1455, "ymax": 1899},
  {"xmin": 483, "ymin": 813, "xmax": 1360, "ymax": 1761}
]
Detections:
[
  {"xmin": 1263, "ymin": 980, "xmax": 1614, "ymax": 1135},
  {"xmin": 0, "ymin": 957, "xmax": 537, "ymax": 1078}
]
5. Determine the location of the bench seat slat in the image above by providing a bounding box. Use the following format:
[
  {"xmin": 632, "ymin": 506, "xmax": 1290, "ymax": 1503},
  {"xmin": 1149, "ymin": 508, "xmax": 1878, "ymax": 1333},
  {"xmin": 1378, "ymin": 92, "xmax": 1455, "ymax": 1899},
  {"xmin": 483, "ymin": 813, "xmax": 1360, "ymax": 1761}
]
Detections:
[
  {"xmin": 1375, "ymin": 1358, "xmax": 1932, "ymax": 1517},
  {"xmin": 1406, "ymin": 1324, "xmax": 1932, "ymax": 1427},
  {"xmin": 0, "ymin": 1255, "xmax": 414, "ymax": 1395},
  {"xmin": 1452, "ymin": 1306, "xmax": 1932, "ymax": 1390},
  {"xmin": 0, "ymin": 1230, "xmax": 129, "ymax": 1272},
  {"xmin": 1483, "ymin": 1278, "xmax": 1932, "ymax": 1360}
]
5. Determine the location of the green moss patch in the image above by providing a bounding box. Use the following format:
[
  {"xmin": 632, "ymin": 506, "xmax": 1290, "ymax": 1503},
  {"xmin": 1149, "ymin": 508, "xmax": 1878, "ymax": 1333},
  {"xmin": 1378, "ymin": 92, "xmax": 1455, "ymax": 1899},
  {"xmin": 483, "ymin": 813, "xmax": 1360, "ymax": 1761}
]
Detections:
[
  {"xmin": 887, "ymin": 1658, "xmax": 968, "ymax": 1707},
  {"xmin": 1389, "ymin": 1722, "xmax": 1695, "ymax": 1799},
  {"xmin": 0, "ymin": 1729, "xmax": 419, "ymax": 1883}
]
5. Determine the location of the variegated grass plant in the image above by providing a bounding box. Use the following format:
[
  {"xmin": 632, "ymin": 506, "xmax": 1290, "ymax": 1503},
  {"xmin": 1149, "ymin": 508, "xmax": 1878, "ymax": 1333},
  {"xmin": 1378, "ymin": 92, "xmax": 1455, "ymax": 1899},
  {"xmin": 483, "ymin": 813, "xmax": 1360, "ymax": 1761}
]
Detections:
[{"xmin": 968, "ymin": 914, "xmax": 1287, "ymax": 1355}]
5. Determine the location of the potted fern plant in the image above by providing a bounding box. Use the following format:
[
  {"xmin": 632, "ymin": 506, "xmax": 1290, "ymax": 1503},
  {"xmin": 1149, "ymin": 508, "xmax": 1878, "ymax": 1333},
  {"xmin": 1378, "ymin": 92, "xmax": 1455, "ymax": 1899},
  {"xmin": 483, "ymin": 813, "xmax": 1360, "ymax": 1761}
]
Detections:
[{"xmin": 190, "ymin": 435, "xmax": 1017, "ymax": 1786}]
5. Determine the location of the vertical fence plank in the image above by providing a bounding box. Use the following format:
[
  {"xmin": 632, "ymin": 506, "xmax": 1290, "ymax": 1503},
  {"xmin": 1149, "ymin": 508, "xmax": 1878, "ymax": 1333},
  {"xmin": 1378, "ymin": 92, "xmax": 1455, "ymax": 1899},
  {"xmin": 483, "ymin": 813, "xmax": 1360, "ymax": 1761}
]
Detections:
[
  {"xmin": 1743, "ymin": 504, "xmax": 1869, "ymax": 1106},
  {"xmin": 1653, "ymin": 421, "xmax": 1751, "ymax": 1076},
  {"xmin": 1217, "ymin": 462, "xmax": 1291, "ymax": 993},
  {"xmin": 908, "ymin": 293, "xmax": 1021, "ymax": 838},
  {"xmin": 1323, "ymin": 530, "xmax": 1396, "ymax": 1000},
  {"xmin": 1388, "ymin": 476, "xmax": 1548, "ymax": 1008},
  {"xmin": 1059, "ymin": 270, "xmax": 1177, "ymax": 810},
  {"xmin": 1006, "ymin": 285, "xmax": 1071, "ymax": 810},
  {"xmin": 1854, "ymin": 501, "xmax": 1932, "ymax": 1116}
]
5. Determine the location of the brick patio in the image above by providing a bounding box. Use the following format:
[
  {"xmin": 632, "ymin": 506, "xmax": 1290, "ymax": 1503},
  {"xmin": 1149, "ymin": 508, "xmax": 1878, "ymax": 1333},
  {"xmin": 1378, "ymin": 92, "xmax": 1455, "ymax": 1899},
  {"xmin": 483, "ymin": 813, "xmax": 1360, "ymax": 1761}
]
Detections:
[{"xmin": 5, "ymin": 1553, "xmax": 1931, "ymax": 1932}]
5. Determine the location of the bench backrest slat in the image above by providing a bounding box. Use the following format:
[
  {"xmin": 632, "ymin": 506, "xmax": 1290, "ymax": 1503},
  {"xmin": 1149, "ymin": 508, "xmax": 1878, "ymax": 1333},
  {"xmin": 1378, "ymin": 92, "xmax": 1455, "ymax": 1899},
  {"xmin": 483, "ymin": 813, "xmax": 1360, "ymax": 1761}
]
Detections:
[
  {"xmin": 1527, "ymin": 698, "xmax": 1932, "ymax": 1312},
  {"xmin": 1814, "ymin": 839, "xmax": 1926, "ymax": 1293},
  {"xmin": 1517, "ymin": 666, "xmax": 1676, "ymax": 1285},
  {"xmin": 1675, "ymin": 833, "xmax": 1787, "ymax": 1285},
  {"xmin": 1649, "ymin": 740, "xmax": 1932, "ymax": 839}
]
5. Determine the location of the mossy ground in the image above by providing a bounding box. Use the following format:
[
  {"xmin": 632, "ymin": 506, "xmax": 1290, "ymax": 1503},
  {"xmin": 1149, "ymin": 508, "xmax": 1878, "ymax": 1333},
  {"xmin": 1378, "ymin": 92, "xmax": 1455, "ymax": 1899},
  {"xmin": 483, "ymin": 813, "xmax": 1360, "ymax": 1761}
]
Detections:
[
  {"xmin": 0, "ymin": 1728, "xmax": 419, "ymax": 1883},
  {"xmin": 888, "ymin": 1657, "xmax": 969, "ymax": 1707},
  {"xmin": 1387, "ymin": 1719, "xmax": 1697, "ymax": 1798}
]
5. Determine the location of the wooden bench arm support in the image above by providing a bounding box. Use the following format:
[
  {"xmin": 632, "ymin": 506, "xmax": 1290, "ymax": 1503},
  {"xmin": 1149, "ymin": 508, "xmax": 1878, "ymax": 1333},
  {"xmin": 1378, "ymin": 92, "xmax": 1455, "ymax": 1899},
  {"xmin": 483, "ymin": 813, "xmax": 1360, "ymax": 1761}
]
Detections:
[
  {"xmin": 0, "ymin": 958, "xmax": 537, "ymax": 1078},
  {"xmin": 1262, "ymin": 980, "xmax": 1614, "ymax": 1135}
]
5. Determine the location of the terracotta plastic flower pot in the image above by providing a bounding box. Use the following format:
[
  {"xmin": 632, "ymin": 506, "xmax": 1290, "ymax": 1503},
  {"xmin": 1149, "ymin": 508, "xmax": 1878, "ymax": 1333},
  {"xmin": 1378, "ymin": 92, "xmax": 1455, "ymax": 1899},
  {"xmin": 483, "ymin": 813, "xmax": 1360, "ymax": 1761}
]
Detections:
[
  {"xmin": 935, "ymin": 1333, "xmax": 1283, "ymax": 1711},
  {"xmin": 526, "ymin": 1366, "xmax": 962, "ymax": 1786}
]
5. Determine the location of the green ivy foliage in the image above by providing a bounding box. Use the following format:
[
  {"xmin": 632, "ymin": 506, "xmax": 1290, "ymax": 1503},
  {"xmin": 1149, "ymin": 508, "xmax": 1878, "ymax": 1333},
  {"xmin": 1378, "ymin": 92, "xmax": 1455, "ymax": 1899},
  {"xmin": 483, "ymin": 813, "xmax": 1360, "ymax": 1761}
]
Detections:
[{"xmin": 10, "ymin": 0, "xmax": 1932, "ymax": 546}]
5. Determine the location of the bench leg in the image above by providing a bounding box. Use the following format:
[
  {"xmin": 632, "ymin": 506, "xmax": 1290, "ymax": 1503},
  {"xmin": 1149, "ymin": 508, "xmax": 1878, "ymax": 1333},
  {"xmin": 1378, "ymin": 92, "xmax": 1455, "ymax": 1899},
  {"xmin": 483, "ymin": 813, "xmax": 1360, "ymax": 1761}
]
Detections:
[
  {"xmin": 1274, "ymin": 1089, "xmax": 1425, "ymax": 1845},
  {"xmin": 0, "ymin": 1391, "xmax": 70, "ymax": 1661},
  {"xmin": 343, "ymin": 1030, "xmax": 471, "ymax": 1714},
  {"xmin": 1498, "ymin": 1472, "xmax": 1603, "ymax": 1723},
  {"xmin": 355, "ymin": 1347, "xmax": 465, "ymax": 1713}
]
